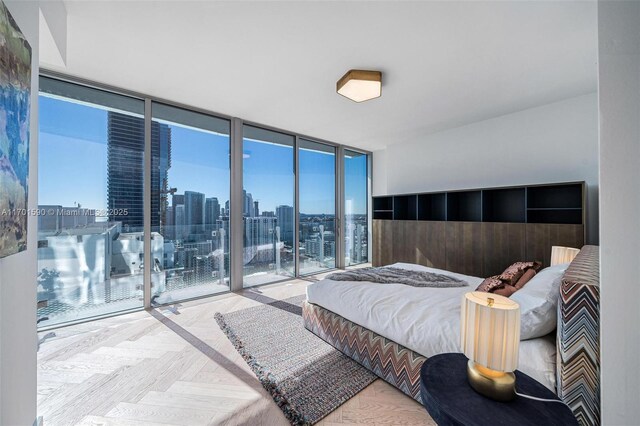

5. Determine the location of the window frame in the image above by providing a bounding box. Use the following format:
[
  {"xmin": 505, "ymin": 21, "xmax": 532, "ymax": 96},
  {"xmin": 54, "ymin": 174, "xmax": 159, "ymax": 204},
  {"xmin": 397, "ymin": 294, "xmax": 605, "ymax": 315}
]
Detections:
[{"xmin": 38, "ymin": 69, "xmax": 372, "ymax": 329}]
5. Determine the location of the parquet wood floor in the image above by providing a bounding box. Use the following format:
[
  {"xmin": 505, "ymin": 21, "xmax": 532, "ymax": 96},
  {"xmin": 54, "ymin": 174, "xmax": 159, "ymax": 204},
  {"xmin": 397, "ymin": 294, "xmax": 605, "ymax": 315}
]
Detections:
[{"xmin": 38, "ymin": 272, "xmax": 434, "ymax": 426}]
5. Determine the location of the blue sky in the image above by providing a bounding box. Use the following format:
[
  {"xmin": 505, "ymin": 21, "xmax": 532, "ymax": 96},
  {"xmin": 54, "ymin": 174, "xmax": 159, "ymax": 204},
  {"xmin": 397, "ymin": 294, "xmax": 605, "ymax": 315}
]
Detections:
[{"xmin": 38, "ymin": 95, "xmax": 367, "ymax": 215}]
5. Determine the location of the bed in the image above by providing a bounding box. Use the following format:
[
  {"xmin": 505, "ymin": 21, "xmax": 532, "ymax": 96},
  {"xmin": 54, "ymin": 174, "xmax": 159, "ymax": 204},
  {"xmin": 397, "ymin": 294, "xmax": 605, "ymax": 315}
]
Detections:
[{"xmin": 303, "ymin": 246, "xmax": 600, "ymax": 426}]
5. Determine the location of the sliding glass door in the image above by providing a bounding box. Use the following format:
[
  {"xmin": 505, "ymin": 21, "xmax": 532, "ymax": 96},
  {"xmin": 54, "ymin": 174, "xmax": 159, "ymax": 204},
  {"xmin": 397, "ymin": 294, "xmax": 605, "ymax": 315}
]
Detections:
[
  {"xmin": 298, "ymin": 139, "xmax": 336, "ymax": 274},
  {"xmin": 150, "ymin": 103, "xmax": 231, "ymax": 304},
  {"xmin": 344, "ymin": 149, "xmax": 368, "ymax": 266},
  {"xmin": 38, "ymin": 77, "xmax": 145, "ymax": 326},
  {"xmin": 242, "ymin": 125, "xmax": 295, "ymax": 287}
]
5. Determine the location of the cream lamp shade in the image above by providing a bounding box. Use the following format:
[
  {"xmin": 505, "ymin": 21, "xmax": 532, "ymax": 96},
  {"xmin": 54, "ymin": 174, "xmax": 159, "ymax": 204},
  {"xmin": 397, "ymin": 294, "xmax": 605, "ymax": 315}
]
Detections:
[
  {"xmin": 550, "ymin": 246, "xmax": 580, "ymax": 266},
  {"xmin": 460, "ymin": 292, "xmax": 520, "ymax": 372}
]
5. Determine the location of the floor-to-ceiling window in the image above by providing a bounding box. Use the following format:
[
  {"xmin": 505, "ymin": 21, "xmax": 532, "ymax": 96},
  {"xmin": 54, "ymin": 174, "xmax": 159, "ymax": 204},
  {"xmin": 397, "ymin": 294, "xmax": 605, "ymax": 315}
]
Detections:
[
  {"xmin": 298, "ymin": 139, "xmax": 336, "ymax": 274},
  {"xmin": 242, "ymin": 125, "xmax": 295, "ymax": 287},
  {"xmin": 37, "ymin": 74, "xmax": 371, "ymax": 327},
  {"xmin": 150, "ymin": 103, "xmax": 231, "ymax": 304},
  {"xmin": 38, "ymin": 77, "xmax": 146, "ymax": 326},
  {"xmin": 344, "ymin": 149, "xmax": 368, "ymax": 266}
]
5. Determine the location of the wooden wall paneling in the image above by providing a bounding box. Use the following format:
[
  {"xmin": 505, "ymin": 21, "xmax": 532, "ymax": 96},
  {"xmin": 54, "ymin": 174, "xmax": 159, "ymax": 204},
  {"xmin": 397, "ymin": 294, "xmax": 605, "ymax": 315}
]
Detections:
[
  {"xmin": 415, "ymin": 221, "xmax": 447, "ymax": 269},
  {"xmin": 391, "ymin": 221, "xmax": 414, "ymax": 264},
  {"xmin": 525, "ymin": 224, "xmax": 585, "ymax": 268},
  {"xmin": 445, "ymin": 222, "xmax": 483, "ymax": 276},
  {"xmin": 482, "ymin": 223, "xmax": 527, "ymax": 277},
  {"xmin": 373, "ymin": 219, "xmax": 394, "ymax": 266}
]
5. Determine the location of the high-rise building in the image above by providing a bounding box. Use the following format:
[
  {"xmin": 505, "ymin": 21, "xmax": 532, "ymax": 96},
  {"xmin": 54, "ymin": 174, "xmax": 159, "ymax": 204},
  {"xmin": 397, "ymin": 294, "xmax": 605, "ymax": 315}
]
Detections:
[
  {"xmin": 205, "ymin": 197, "xmax": 220, "ymax": 237},
  {"xmin": 174, "ymin": 204, "xmax": 185, "ymax": 240},
  {"xmin": 244, "ymin": 217, "xmax": 276, "ymax": 247},
  {"xmin": 276, "ymin": 205, "xmax": 294, "ymax": 246},
  {"xmin": 253, "ymin": 201, "xmax": 259, "ymax": 218},
  {"xmin": 243, "ymin": 190, "xmax": 255, "ymax": 217},
  {"xmin": 184, "ymin": 191, "xmax": 205, "ymax": 239},
  {"xmin": 355, "ymin": 224, "xmax": 364, "ymax": 263},
  {"xmin": 153, "ymin": 123, "xmax": 172, "ymax": 233},
  {"xmin": 107, "ymin": 112, "xmax": 171, "ymax": 229}
]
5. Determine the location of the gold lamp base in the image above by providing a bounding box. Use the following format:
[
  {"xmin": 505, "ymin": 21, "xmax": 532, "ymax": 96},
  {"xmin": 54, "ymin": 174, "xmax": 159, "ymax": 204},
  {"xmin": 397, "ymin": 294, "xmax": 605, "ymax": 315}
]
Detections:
[{"xmin": 466, "ymin": 360, "xmax": 516, "ymax": 402}]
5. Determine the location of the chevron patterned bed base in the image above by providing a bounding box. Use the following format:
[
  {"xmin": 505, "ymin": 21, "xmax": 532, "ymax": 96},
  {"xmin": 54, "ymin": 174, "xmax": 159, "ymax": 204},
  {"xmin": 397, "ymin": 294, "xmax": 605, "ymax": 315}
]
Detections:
[
  {"xmin": 557, "ymin": 245, "xmax": 601, "ymax": 426},
  {"xmin": 302, "ymin": 301, "xmax": 426, "ymax": 402}
]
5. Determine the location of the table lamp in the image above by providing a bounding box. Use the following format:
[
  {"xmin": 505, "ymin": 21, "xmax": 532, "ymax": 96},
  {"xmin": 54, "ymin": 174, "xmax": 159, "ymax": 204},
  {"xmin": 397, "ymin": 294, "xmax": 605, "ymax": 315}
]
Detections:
[
  {"xmin": 460, "ymin": 292, "xmax": 520, "ymax": 401},
  {"xmin": 550, "ymin": 246, "xmax": 580, "ymax": 266}
]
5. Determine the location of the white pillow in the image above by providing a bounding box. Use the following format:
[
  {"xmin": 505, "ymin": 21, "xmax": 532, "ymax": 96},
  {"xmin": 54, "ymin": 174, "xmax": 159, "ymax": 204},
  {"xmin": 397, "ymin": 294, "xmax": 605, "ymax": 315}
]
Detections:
[
  {"xmin": 511, "ymin": 263, "xmax": 569, "ymax": 340},
  {"xmin": 518, "ymin": 334, "xmax": 557, "ymax": 391}
]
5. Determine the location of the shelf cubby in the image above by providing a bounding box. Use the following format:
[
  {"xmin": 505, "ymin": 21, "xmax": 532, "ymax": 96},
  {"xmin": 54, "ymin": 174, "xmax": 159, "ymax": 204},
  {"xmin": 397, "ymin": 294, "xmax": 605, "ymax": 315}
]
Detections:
[
  {"xmin": 447, "ymin": 191, "xmax": 482, "ymax": 222},
  {"xmin": 373, "ymin": 196, "xmax": 393, "ymax": 212},
  {"xmin": 373, "ymin": 210, "xmax": 393, "ymax": 220},
  {"xmin": 483, "ymin": 188, "xmax": 526, "ymax": 223},
  {"xmin": 527, "ymin": 184, "xmax": 582, "ymax": 209},
  {"xmin": 418, "ymin": 193, "xmax": 447, "ymax": 221},
  {"xmin": 393, "ymin": 195, "xmax": 417, "ymax": 220},
  {"xmin": 526, "ymin": 209, "xmax": 583, "ymax": 225}
]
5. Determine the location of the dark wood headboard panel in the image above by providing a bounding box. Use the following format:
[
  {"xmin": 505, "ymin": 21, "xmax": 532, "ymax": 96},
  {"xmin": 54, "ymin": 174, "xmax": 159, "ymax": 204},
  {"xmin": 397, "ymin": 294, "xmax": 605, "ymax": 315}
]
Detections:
[{"xmin": 373, "ymin": 220, "xmax": 584, "ymax": 277}]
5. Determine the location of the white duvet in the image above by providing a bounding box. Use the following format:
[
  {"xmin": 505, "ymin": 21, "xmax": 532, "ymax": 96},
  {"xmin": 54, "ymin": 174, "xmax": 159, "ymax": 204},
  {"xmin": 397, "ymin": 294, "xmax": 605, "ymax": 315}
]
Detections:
[{"xmin": 306, "ymin": 262, "xmax": 557, "ymax": 391}]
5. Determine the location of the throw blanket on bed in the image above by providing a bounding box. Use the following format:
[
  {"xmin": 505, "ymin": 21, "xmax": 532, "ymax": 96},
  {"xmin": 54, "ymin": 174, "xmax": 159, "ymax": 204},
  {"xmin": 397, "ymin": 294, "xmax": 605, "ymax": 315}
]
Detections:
[{"xmin": 327, "ymin": 267, "xmax": 468, "ymax": 288}]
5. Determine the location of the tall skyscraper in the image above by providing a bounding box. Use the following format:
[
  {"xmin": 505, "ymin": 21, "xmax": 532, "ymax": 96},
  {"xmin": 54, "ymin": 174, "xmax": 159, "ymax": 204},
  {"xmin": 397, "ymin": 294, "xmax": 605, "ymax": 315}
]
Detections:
[
  {"xmin": 153, "ymin": 122, "xmax": 172, "ymax": 232},
  {"xmin": 174, "ymin": 205, "xmax": 185, "ymax": 240},
  {"xmin": 253, "ymin": 201, "xmax": 259, "ymax": 218},
  {"xmin": 165, "ymin": 206, "xmax": 173, "ymax": 238},
  {"xmin": 184, "ymin": 191, "xmax": 205, "ymax": 239},
  {"xmin": 355, "ymin": 224, "xmax": 364, "ymax": 263},
  {"xmin": 205, "ymin": 197, "xmax": 220, "ymax": 237},
  {"xmin": 243, "ymin": 190, "xmax": 255, "ymax": 217},
  {"xmin": 107, "ymin": 112, "xmax": 171, "ymax": 229},
  {"xmin": 244, "ymin": 217, "xmax": 276, "ymax": 247},
  {"xmin": 276, "ymin": 205, "xmax": 294, "ymax": 246},
  {"xmin": 168, "ymin": 194, "xmax": 185, "ymax": 240}
]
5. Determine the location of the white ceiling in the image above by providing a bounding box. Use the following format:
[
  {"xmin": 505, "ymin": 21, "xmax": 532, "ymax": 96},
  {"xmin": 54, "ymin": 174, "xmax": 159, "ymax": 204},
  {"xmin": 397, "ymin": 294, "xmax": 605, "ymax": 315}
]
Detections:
[{"xmin": 42, "ymin": 1, "xmax": 598, "ymax": 151}]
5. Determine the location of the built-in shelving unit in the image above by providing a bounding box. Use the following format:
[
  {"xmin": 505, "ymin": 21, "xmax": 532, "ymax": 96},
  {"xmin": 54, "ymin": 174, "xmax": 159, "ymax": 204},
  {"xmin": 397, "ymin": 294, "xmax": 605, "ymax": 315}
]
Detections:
[
  {"xmin": 373, "ymin": 182, "xmax": 584, "ymax": 225},
  {"xmin": 372, "ymin": 182, "xmax": 586, "ymax": 275}
]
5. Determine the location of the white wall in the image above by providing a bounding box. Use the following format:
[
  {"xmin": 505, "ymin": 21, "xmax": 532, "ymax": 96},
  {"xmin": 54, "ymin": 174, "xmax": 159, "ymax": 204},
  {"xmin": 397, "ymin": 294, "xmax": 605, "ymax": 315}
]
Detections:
[
  {"xmin": 1, "ymin": 1, "xmax": 39, "ymax": 425},
  {"xmin": 598, "ymin": 1, "xmax": 640, "ymax": 424},
  {"xmin": 373, "ymin": 93, "xmax": 599, "ymax": 243}
]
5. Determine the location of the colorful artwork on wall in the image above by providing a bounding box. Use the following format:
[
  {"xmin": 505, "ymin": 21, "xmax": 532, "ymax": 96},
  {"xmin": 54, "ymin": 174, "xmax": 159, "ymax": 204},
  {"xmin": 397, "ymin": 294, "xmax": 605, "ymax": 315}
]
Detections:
[{"xmin": 0, "ymin": 1, "xmax": 31, "ymax": 258}]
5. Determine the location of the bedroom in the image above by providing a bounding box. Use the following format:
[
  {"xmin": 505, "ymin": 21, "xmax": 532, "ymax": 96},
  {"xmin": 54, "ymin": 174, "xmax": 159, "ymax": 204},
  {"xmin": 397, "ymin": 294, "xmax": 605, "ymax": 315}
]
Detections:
[{"xmin": 0, "ymin": 1, "xmax": 637, "ymax": 425}]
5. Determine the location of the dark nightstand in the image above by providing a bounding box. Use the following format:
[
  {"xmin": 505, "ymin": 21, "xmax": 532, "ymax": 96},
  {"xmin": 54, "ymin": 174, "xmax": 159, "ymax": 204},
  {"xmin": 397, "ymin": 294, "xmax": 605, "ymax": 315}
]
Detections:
[{"xmin": 420, "ymin": 353, "xmax": 578, "ymax": 426}]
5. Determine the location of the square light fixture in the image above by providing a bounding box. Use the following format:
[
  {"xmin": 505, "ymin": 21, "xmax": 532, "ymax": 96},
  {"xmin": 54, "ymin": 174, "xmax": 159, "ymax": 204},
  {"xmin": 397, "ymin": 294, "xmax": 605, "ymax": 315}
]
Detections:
[{"xmin": 337, "ymin": 70, "xmax": 382, "ymax": 103}]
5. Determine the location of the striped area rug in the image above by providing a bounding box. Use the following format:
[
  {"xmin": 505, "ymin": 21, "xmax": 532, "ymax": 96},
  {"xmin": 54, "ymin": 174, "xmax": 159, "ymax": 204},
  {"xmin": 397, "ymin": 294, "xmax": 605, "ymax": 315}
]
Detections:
[{"xmin": 215, "ymin": 295, "xmax": 376, "ymax": 426}]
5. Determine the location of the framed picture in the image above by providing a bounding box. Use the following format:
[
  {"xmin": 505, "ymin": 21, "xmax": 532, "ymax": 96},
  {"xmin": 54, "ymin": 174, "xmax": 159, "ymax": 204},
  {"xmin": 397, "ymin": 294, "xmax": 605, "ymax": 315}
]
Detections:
[{"xmin": 0, "ymin": 0, "xmax": 31, "ymax": 258}]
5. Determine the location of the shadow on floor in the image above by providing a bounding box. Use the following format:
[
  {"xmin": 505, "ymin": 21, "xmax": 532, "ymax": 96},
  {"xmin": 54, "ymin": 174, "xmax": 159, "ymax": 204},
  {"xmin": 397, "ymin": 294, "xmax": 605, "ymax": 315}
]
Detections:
[
  {"xmin": 148, "ymin": 309, "xmax": 259, "ymax": 388},
  {"xmin": 235, "ymin": 289, "xmax": 303, "ymax": 316}
]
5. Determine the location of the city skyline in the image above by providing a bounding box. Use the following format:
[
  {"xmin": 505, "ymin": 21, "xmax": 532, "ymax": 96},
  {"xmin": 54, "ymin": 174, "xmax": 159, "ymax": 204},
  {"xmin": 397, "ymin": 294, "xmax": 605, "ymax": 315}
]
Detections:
[{"xmin": 38, "ymin": 95, "xmax": 368, "ymax": 216}]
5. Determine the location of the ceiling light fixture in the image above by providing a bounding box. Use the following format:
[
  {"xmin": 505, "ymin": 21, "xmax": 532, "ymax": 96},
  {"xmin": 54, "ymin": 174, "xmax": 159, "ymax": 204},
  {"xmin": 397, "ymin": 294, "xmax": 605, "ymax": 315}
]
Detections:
[{"xmin": 336, "ymin": 69, "xmax": 382, "ymax": 103}]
